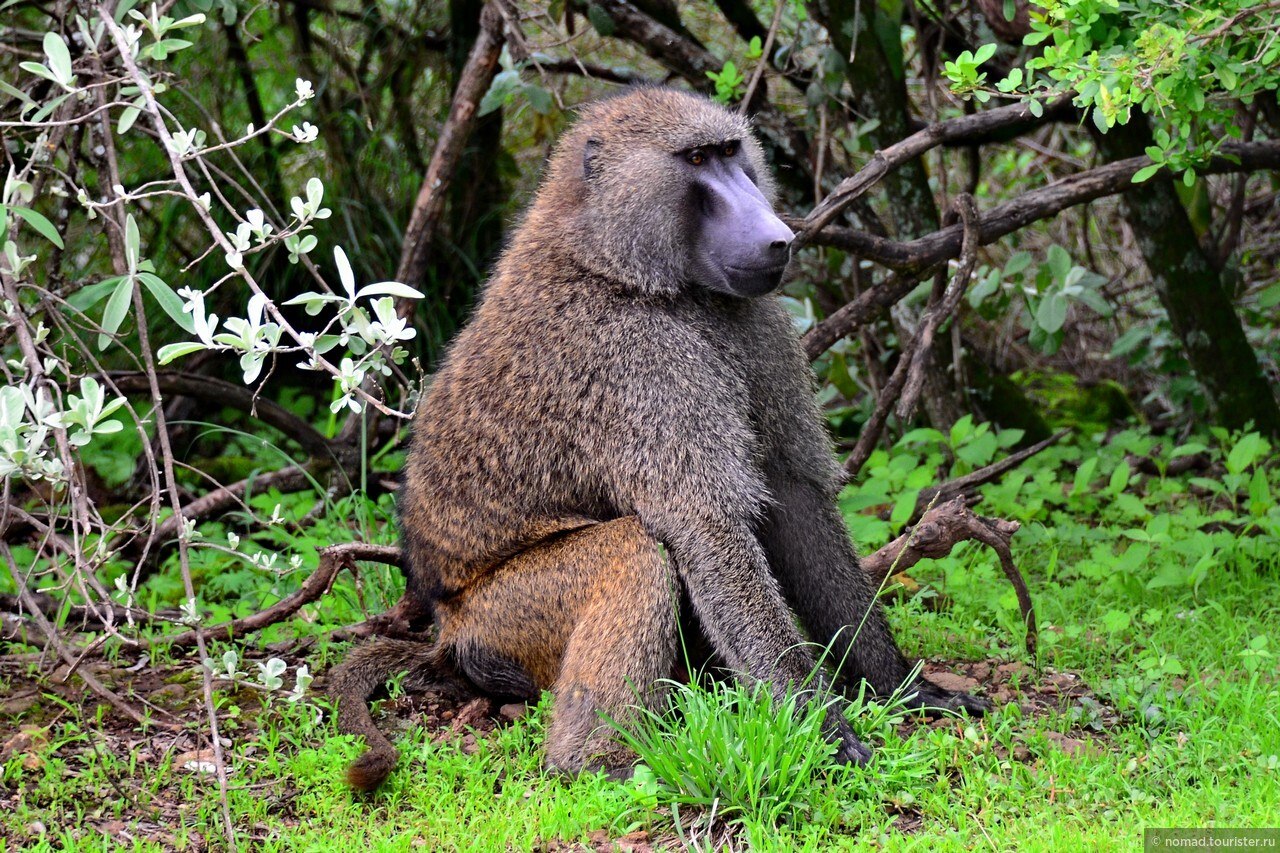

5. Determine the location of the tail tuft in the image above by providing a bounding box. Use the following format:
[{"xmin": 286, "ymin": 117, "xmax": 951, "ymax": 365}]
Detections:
[
  {"xmin": 329, "ymin": 638, "xmax": 458, "ymax": 793},
  {"xmin": 346, "ymin": 748, "xmax": 398, "ymax": 792}
]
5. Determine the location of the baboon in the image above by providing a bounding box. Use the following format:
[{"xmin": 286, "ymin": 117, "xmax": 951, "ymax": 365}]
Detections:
[{"xmin": 330, "ymin": 86, "xmax": 988, "ymax": 791}]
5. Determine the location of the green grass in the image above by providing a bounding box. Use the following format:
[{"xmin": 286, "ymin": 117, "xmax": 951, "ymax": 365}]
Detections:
[{"xmin": 2, "ymin": 426, "xmax": 1278, "ymax": 850}]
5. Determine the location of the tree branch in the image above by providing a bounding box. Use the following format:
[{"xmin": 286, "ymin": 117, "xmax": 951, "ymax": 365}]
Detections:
[
  {"xmin": 861, "ymin": 497, "xmax": 1036, "ymax": 655},
  {"xmin": 394, "ymin": 3, "xmax": 506, "ymax": 293},
  {"xmin": 800, "ymin": 266, "xmax": 941, "ymax": 361},
  {"xmin": 107, "ymin": 371, "xmax": 339, "ymax": 462},
  {"xmin": 158, "ymin": 542, "xmax": 402, "ymax": 649},
  {"xmin": 800, "ymin": 139, "xmax": 1280, "ymax": 274}
]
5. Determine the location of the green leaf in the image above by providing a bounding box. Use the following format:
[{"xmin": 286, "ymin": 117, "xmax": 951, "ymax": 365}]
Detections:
[
  {"xmin": 1071, "ymin": 456, "xmax": 1098, "ymax": 496},
  {"xmin": 98, "ymin": 275, "xmax": 136, "ymax": 351},
  {"xmin": 158, "ymin": 341, "xmax": 207, "ymax": 364},
  {"xmin": 586, "ymin": 3, "xmax": 616, "ymax": 36},
  {"xmin": 8, "ymin": 205, "xmax": 64, "ymax": 248},
  {"xmin": 138, "ymin": 272, "xmax": 196, "ymax": 332},
  {"xmin": 118, "ymin": 104, "xmax": 142, "ymax": 134},
  {"xmin": 973, "ymin": 43, "xmax": 997, "ymax": 65},
  {"xmin": 355, "ymin": 281, "xmax": 425, "ymax": 300},
  {"xmin": 1226, "ymin": 432, "xmax": 1267, "ymax": 475},
  {"xmin": 1046, "ymin": 245, "xmax": 1072, "ymax": 281},
  {"xmin": 43, "ymin": 32, "xmax": 73, "ymax": 85},
  {"xmin": 1035, "ymin": 291, "xmax": 1069, "ymax": 333},
  {"xmin": 1132, "ymin": 164, "xmax": 1161, "ymax": 183},
  {"xmin": 1108, "ymin": 460, "xmax": 1131, "ymax": 494},
  {"xmin": 124, "ymin": 213, "xmax": 140, "ymax": 271},
  {"xmin": 1257, "ymin": 283, "xmax": 1280, "ymax": 309},
  {"xmin": 67, "ymin": 276, "xmax": 127, "ymax": 311},
  {"xmin": 1100, "ymin": 609, "xmax": 1131, "ymax": 633},
  {"xmin": 523, "ymin": 83, "xmax": 554, "ymax": 115},
  {"xmin": 1004, "ymin": 252, "xmax": 1033, "ymax": 277},
  {"xmin": 1110, "ymin": 326, "xmax": 1148, "ymax": 358}
]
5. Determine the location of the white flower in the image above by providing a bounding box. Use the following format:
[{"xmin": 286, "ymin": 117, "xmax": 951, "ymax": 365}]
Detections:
[
  {"xmin": 178, "ymin": 287, "xmax": 219, "ymax": 346},
  {"xmin": 291, "ymin": 122, "xmax": 318, "ymax": 143},
  {"xmin": 245, "ymin": 209, "xmax": 273, "ymax": 241},
  {"xmin": 295, "ymin": 78, "xmax": 314, "ymax": 100}
]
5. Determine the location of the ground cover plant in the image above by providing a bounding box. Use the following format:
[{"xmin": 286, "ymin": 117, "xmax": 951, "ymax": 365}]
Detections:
[
  {"xmin": 2, "ymin": 0, "xmax": 1279, "ymax": 849},
  {"xmin": 3, "ymin": 427, "xmax": 1278, "ymax": 850}
]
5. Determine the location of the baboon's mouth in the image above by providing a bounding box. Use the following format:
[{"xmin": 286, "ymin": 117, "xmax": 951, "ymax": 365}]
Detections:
[{"xmin": 726, "ymin": 263, "xmax": 789, "ymax": 276}]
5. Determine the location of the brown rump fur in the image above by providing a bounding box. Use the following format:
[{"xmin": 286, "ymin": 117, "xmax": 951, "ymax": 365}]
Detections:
[{"xmin": 330, "ymin": 87, "xmax": 986, "ymax": 791}]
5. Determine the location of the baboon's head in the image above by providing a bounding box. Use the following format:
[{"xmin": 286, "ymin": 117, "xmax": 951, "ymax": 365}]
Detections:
[{"xmin": 531, "ymin": 87, "xmax": 794, "ymax": 298}]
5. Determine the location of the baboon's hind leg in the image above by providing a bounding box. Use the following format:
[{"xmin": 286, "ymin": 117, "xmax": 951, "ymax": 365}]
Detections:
[
  {"xmin": 441, "ymin": 517, "xmax": 677, "ymax": 777},
  {"xmin": 545, "ymin": 519, "xmax": 677, "ymax": 777}
]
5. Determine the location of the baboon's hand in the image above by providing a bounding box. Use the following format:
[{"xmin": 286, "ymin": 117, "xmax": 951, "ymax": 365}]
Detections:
[
  {"xmin": 902, "ymin": 677, "xmax": 991, "ymax": 717},
  {"xmin": 823, "ymin": 709, "xmax": 872, "ymax": 766}
]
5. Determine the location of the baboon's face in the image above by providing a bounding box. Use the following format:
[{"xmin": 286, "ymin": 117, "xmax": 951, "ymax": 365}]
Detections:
[
  {"xmin": 678, "ymin": 139, "xmax": 795, "ymax": 298},
  {"xmin": 541, "ymin": 88, "xmax": 791, "ymax": 299}
]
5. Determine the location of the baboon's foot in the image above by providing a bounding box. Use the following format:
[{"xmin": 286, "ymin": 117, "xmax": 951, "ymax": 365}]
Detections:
[
  {"xmin": 824, "ymin": 709, "xmax": 873, "ymax": 766},
  {"xmin": 903, "ymin": 677, "xmax": 991, "ymax": 717}
]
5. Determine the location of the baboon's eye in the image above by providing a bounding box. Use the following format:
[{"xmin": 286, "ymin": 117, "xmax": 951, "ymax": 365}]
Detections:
[
  {"xmin": 687, "ymin": 149, "xmax": 707, "ymax": 166},
  {"xmin": 721, "ymin": 141, "xmax": 738, "ymax": 157}
]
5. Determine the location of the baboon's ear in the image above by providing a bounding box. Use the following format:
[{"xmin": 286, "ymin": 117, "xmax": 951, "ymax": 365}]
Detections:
[{"xmin": 582, "ymin": 138, "xmax": 602, "ymax": 182}]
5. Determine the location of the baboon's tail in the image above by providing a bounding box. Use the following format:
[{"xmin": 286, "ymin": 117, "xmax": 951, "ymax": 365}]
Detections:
[{"xmin": 328, "ymin": 638, "xmax": 459, "ymax": 792}]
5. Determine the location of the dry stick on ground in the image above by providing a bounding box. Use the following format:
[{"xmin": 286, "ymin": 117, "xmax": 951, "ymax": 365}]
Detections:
[
  {"xmin": 158, "ymin": 542, "xmax": 403, "ymax": 649},
  {"xmin": 861, "ymin": 497, "xmax": 1037, "ymax": 655}
]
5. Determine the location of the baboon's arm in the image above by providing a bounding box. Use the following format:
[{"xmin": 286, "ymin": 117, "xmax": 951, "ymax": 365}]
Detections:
[
  {"xmin": 759, "ymin": 475, "xmax": 914, "ymax": 696},
  {"xmin": 761, "ymin": 474, "xmax": 991, "ymax": 715},
  {"xmin": 657, "ymin": 513, "xmax": 824, "ymax": 691}
]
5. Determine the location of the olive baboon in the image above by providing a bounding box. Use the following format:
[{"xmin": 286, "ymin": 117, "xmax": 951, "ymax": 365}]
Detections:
[{"xmin": 330, "ymin": 86, "xmax": 987, "ymax": 791}]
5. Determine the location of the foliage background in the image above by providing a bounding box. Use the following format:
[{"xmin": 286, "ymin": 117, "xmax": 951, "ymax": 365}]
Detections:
[{"xmin": 1, "ymin": 0, "xmax": 1278, "ymax": 849}]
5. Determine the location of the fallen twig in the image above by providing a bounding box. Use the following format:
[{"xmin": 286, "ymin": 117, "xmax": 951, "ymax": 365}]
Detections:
[
  {"xmin": 861, "ymin": 497, "xmax": 1036, "ymax": 655},
  {"xmin": 157, "ymin": 542, "xmax": 403, "ymax": 650}
]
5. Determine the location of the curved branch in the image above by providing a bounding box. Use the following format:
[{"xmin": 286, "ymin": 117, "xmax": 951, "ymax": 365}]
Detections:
[
  {"xmin": 801, "ymin": 139, "xmax": 1280, "ymax": 274},
  {"xmin": 158, "ymin": 542, "xmax": 403, "ymax": 649},
  {"xmin": 107, "ymin": 371, "xmax": 338, "ymax": 461},
  {"xmin": 800, "ymin": 266, "xmax": 941, "ymax": 361},
  {"xmin": 861, "ymin": 497, "xmax": 1036, "ymax": 655},
  {"xmin": 896, "ymin": 194, "xmax": 980, "ymax": 421},
  {"xmin": 796, "ymin": 95, "xmax": 1075, "ymax": 245}
]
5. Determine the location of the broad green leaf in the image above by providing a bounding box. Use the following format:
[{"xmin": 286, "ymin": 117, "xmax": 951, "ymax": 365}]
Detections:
[
  {"xmin": 355, "ymin": 281, "xmax": 425, "ymax": 300},
  {"xmin": 1035, "ymin": 291, "xmax": 1069, "ymax": 333},
  {"xmin": 9, "ymin": 205, "xmax": 64, "ymax": 248},
  {"xmin": 1132, "ymin": 164, "xmax": 1161, "ymax": 183},
  {"xmin": 67, "ymin": 276, "xmax": 127, "ymax": 311},
  {"xmin": 98, "ymin": 275, "xmax": 135, "ymax": 350},
  {"xmin": 1226, "ymin": 432, "xmax": 1266, "ymax": 474},
  {"xmin": 1109, "ymin": 460, "xmax": 1131, "ymax": 494},
  {"xmin": 138, "ymin": 272, "xmax": 196, "ymax": 332},
  {"xmin": 43, "ymin": 32, "xmax": 73, "ymax": 85},
  {"xmin": 1071, "ymin": 456, "xmax": 1098, "ymax": 496}
]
